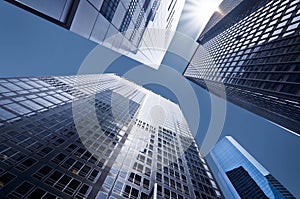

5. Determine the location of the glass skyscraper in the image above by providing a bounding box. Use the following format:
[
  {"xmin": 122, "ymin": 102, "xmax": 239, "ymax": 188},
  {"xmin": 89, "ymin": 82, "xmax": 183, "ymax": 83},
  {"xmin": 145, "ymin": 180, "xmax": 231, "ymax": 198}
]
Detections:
[
  {"xmin": 184, "ymin": 0, "xmax": 300, "ymax": 135},
  {"xmin": 5, "ymin": 0, "xmax": 185, "ymax": 68},
  {"xmin": 210, "ymin": 136, "xmax": 295, "ymax": 199},
  {"xmin": 199, "ymin": 0, "xmax": 244, "ymax": 39},
  {"xmin": 0, "ymin": 74, "xmax": 222, "ymax": 198}
]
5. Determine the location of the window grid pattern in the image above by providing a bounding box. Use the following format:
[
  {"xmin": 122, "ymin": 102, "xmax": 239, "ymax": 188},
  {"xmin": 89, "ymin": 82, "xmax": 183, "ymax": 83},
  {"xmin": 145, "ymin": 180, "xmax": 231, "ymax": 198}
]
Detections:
[
  {"xmin": 6, "ymin": 0, "xmax": 185, "ymax": 68},
  {"xmin": 119, "ymin": 0, "xmax": 139, "ymax": 33},
  {"xmin": 100, "ymin": 0, "xmax": 121, "ymax": 22},
  {"xmin": 0, "ymin": 75, "xmax": 142, "ymax": 198},
  {"xmin": 185, "ymin": 0, "xmax": 300, "ymax": 134},
  {"xmin": 0, "ymin": 74, "xmax": 223, "ymax": 199},
  {"xmin": 99, "ymin": 124, "xmax": 222, "ymax": 199}
]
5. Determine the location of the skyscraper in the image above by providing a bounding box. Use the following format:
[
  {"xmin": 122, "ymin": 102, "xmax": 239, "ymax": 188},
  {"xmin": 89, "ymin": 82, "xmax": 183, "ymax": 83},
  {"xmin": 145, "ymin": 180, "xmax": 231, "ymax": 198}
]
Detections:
[
  {"xmin": 184, "ymin": 0, "xmax": 300, "ymax": 135},
  {"xmin": 0, "ymin": 74, "xmax": 222, "ymax": 198},
  {"xmin": 5, "ymin": 0, "xmax": 185, "ymax": 68},
  {"xmin": 210, "ymin": 136, "xmax": 295, "ymax": 199},
  {"xmin": 199, "ymin": 0, "xmax": 244, "ymax": 39}
]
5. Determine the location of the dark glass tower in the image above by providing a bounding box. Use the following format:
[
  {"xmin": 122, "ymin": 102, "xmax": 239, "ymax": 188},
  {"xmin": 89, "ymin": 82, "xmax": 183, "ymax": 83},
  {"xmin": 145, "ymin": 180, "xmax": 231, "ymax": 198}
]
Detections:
[
  {"xmin": 200, "ymin": 0, "xmax": 244, "ymax": 38},
  {"xmin": 0, "ymin": 74, "xmax": 222, "ymax": 198},
  {"xmin": 210, "ymin": 136, "xmax": 295, "ymax": 198},
  {"xmin": 184, "ymin": 0, "xmax": 300, "ymax": 135},
  {"xmin": 266, "ymin": 174, "xmax": 298, "ymax": 199},
  {"xmin": 226, "ymin": 167, "xmax": 268, "ymax": 199}
]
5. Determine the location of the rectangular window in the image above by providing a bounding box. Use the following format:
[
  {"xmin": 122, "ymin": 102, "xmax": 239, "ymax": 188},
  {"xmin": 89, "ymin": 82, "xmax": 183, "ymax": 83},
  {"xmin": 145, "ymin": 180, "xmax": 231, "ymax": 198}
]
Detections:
[
  {"xmin": 36, "ymin": 146, "xmax": 53, "ymax": 157},
  {"xmin": 143, "ymin": 178, "xmax": 150, "ymax": 190},
  {"xmin": 88, "ymin": 169, "xmax": 100, "ymax": 182},
  {"xmin": 76, "ymin": 184, "xmax": 91, "ymax": 198},
  {"xmin": 51, "ymin": 153, "xmax": 67, "ymax": 165},
  {"xmin": 64, "ymin": 179, "xmax": 81, "ymax": 195},
  {"xmin": 45, "ymin": 171, "xmax": 63, "ymax": 186},
  {"xmin": 8, "ymin": 181, "xmax": 34, "ymax": 198},
  {"xmin": 33, "ymin": 165, "xmax": 53, "ymax": 180},
  {"xmin": 15, "ymin": 157, "xmax": 37, "ymax": 171},
  {"xmin": 62, "ymin": 158, "xmax": 76, "ymax": 169},
  {"xmin": 0, "ymin": 107, "xmax": 16, "ymax": 120},
  {"xmin": 4, "ymin": 103, "xmax": 31, "ymax": 115},
  {"xmin": 100, "ymin": 0, "xmax": 121, "ymax": 22},
  {"xmin": 0, "ymin": 172, "xmax": 16, "ymax": 187},
  {"xmin": 54, "ymin": 175, "xmax": 72, "ymax": 191}
]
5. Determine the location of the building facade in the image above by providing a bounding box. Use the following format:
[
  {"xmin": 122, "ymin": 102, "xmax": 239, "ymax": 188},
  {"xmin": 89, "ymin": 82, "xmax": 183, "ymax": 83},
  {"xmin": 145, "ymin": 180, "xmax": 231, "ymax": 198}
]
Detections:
[
  {"xmin": 5, "ymin": 0, "xmax": 185, "ymax": 68},
  {"xmin": 0, "ymin": 74, "xmax": 222, "ymax": 198},
  {"xmin": 199, "ymin": 0, "xmax": 244, "ymax": 39},
  {"xmin": 184, "ymin": 0, "xmax": 300, "ymax": 135},
  {"xmin": 210, "ymin": 136, "xmax": 295, "ymax": 199}
]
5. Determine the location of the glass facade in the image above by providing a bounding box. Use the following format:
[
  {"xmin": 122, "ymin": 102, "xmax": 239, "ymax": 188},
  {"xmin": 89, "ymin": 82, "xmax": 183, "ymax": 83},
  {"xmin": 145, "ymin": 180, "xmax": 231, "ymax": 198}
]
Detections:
[
  {"xmin": 226, "ymin": 167, "xmax": 268, "ymax": 199},
  {"xmin": 210, "ymin": 136, "xmax": 295, "ymax": 199},
  {"xmin": 5, "ymin": 0, "xmax": 185, "ymax": 68},
  {"xmin": 184, "ymin": 0, "xmax": 300, "ymax": 135},
  {"xmin": 199, "ymin": 0, "xmax": 244, "ymax": 39},
  {"xmin": 0, "ymin": 74, "xmax": 222, "ymax": 198},
  {"xmin": 5, "ymin": 0, "xmax": 78, "ymax": 26}
]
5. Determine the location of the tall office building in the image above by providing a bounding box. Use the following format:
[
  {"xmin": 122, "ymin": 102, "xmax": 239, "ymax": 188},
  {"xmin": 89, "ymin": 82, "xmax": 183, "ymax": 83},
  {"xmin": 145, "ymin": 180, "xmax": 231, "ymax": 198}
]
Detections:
[
  {"xmin": 5, "ymin": 0, "xmax": 185, "ymax": 68},
  {"xmin": 199, "ymin": 0, "xmax": 244, "ymax": 39},
  {"xmin": 184, "ymin": 0, "xmax": 300, "ymax": 134},
  {"xmin": 210, "ymin": 136, "xmax": 295, "ymax": 199},
  {"xmin": 0, "ymin": 74, "xmax": 222, "ymax": 198}
]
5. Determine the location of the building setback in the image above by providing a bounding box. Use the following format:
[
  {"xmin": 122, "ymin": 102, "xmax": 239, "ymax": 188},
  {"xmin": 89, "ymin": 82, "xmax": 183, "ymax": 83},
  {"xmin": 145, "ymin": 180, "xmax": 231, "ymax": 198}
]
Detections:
[
  {"xmin": 0, "ymin": 74, "xmax": 222, "ymax": 198},
  {"xmin": 184, "ymin": 0, "xmax": 300, "ymax": 135},
  {"xmin": 226, "ymin": 167, "xmax": 268, "ymax": 199},
  {"xmin": 210, "ymin": 136, "xmax": 295, "ymax": 199},
  {"xmin": 5, "ymin": 0, "xmax": 185, "ymax": 68}
]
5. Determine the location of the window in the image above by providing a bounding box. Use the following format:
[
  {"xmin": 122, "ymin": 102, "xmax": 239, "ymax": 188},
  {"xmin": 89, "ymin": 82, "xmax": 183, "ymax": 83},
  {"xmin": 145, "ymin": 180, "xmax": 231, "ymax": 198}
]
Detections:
[
  {"xmin": 128, "ymin": 172, "xmax": 142, "ymax": 186},
  {"xmin": 5, "ymin": 103, "xmax": 31, "ymax": 115},
  {"xmin": 27, "ymin": 187, "xmax": 58, "ymax": 199},
  {"xmin": 9, "ymin": 181, "xmax": 34, "ymax": 198},
  {"xmin": 61, "ymin": 158, "xmax": 76, "ymax": 169},
  {"xmin": 100, "ymin": 0, "xmax": 121, "ymax": 22},
  {"xmin": 52, "ymin": 137, "xmax": 65, "ymax": 146},
  {"xmin": 113, "ymin": 181, "xmax": 123, "ymax": 194},
  {"xmin": 164, "ymin": 176, "xmax": 169, "ymax": 186},
  {"xmin": 123, "ymin": 185, "xmax": 139, "ymax": 198},
  {"xmin": 76, "ymin": 184, "xmax": 91, "ymax": 198},
  {"xmin": 144, "ymin": 167, "xmax": 151, "ymax": 176},
  {"xmin": 103, "ymin": 176, "xmax": 114, "ymax": 190},
  {"xmin": 36, "ymin": 146, "xmax": 53, "ymax": 157},
  {"xmin": 27, "ymin": 188, "xmax": 47, "ymax": 199},
  {"xmin": 143, "ymin": 178, "xmax": 150, "ymax": 190},
  {"xmin": 183, "ymin": 185, "xmax": 189, "ymax": 195},
  {"xmin": 54, "ymin": 175, "xmax": 73, "ymax": 195},
  {"xmin": 5, "ymin": 152, "xmax": 26, "ymax": 166},
  {"xmin": 33, "ymin": 165, "xmax": 53, "ymax": 180},
  {"xmin": 51, "ymin": 153, "xmax": 67, "ymax": 165},
  {"xmin": 0, "ymin": 107, "xmax": 17, "ymax": 120},
  {"xmin": 70, "ymin": 161, "xmax": 84, "ymax": 174},
  {"xmin": 45, "ymin": 171, "xmax": 63, "ymax": 186},
  {"xmin": 0, "ymin": 172, "xmax": 16, "ymax": 187},
  {"xmin": 15, "ymin": 157, "xmax": 37, "ymax": 171},
  {"xmin": 88, "ymin": 169, "xmax": 100, "ymax": 182}
]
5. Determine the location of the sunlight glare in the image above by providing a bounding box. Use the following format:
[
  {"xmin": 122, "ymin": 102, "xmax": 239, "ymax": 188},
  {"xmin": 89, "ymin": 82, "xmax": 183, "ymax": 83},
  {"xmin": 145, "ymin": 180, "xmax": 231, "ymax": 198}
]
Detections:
[{"xmin": 178, "ymin": 0, "xmax": 223, "ymax": 38}]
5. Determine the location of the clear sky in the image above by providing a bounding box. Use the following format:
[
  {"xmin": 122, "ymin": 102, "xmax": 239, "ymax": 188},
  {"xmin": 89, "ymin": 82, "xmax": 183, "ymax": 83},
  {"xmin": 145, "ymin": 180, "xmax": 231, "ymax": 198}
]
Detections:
[{"xmin": 1, "ymin": 0, "xmax": 300, "ymax": 197}]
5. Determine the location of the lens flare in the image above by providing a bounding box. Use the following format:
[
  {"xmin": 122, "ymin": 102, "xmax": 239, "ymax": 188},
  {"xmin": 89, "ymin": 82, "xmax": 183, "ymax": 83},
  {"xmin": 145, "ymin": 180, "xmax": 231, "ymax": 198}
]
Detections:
[{"xmin": 178, "ymin": 0, "xmax": 223, "ymax": 38}]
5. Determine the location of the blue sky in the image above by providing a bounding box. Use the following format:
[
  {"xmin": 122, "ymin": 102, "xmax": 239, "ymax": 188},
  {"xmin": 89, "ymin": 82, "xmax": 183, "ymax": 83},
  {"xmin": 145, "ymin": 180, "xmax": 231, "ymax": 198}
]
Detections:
[{"xmin": 1, "ymin": 0, "xmax": 300, "ymax": 197}]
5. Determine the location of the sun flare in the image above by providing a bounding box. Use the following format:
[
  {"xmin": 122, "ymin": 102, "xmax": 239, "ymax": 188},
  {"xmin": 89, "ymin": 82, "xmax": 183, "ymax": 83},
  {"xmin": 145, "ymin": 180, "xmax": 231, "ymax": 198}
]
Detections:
[{"xmin": 177, "ymin": 0, "xmax": 223, "ymax": 38}]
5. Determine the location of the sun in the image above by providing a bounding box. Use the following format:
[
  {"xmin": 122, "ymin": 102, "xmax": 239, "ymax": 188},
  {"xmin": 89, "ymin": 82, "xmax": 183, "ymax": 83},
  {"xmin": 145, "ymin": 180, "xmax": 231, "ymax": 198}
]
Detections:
[
  {"xmin": 191, "ymin": 0, "xmax": 223, "ymax": 21},
  {"xmin": 205, "ymin": 0, "xmax": 223, "ymax": 14},
  {"xmin": 177, "ymin": 0, "xmax": 223, "ymax": 39}
]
